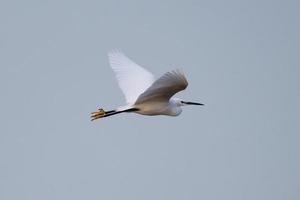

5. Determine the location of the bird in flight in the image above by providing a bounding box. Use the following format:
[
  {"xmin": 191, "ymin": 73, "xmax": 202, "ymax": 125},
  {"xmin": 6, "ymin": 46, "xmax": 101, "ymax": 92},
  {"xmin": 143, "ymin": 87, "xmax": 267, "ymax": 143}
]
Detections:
[{"xmin": 91, "ymin": 50, "xmax": 204, "ymax": 121}]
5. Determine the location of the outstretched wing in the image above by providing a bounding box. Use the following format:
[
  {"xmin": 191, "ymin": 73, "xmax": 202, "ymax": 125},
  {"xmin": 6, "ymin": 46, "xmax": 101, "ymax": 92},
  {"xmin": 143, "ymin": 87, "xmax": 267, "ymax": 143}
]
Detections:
[
  {"xmin": 134, "ymin": 69, "xmax": 188, "ymax": 104},
  {"xmin": 108, "ymin": 50, "xmax": 155, "ymax": 104}
]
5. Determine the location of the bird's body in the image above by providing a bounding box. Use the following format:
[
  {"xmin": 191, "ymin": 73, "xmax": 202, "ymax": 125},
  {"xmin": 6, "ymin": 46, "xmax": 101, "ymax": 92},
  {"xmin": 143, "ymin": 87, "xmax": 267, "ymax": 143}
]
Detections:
[
  {"xmin": 134, "ymin": 98, "xmax": 182, "ymax": 116},
  {"xmin": 91, "ymin": 50, "xmax": 203, "ymax": 120}
]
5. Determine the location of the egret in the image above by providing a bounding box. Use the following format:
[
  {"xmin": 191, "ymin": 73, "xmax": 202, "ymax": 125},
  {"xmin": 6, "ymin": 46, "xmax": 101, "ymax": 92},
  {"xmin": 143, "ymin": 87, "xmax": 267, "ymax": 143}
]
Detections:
[{"xmin": 91, "ymin": 50, "xmax": 204, "ymax": 121}]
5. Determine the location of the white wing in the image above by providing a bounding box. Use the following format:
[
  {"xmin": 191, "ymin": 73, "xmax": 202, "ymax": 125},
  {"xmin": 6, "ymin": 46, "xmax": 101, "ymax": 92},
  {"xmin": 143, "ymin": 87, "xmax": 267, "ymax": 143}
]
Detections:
[
  {"xmin": 108, "ymin": 50, "xmax": 155, "ymax": 104},
  {"xmin": 134, "ymin": 69, "xmax": 188, "ymax": 104}
]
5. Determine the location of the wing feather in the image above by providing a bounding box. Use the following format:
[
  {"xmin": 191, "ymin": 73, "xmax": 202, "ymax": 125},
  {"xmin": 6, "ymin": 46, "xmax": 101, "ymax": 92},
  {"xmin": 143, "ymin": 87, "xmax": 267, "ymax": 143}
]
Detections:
[
  {"xmin": 108, "ymin": 50, "xmax": 155, "ymax": 103},
  {"xmin": 134, "ymin": 69, "xmax": 188, "ymax": 104}
]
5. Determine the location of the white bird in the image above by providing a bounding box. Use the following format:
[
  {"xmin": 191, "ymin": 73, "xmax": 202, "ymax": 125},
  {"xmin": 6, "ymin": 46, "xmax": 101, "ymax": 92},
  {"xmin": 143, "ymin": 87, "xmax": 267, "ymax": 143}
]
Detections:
[{"xmin": 91, "ymin": 50, "xmax": 204, "ymax": 121}]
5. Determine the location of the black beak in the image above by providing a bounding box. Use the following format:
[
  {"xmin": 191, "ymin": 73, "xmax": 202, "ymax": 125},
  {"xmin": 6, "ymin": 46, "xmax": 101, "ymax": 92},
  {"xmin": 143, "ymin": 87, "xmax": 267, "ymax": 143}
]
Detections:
[{"xmin": 182, "ymin": 101, "xmax": 204, "ymax": 106}]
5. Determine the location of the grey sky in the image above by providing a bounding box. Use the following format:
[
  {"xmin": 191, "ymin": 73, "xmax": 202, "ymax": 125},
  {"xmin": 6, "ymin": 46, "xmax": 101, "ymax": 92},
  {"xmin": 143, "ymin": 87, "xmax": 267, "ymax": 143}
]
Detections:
[{"xmin": 0, "ymin": 0, "xmax": 299, "ymax": 199}]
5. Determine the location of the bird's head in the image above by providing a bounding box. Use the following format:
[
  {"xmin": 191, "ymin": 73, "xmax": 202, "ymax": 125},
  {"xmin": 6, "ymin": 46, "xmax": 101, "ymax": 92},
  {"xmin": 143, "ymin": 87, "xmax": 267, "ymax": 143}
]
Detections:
[{"xmin": 172, "ymin": 98, "xmax": 204, "ymax": 107}]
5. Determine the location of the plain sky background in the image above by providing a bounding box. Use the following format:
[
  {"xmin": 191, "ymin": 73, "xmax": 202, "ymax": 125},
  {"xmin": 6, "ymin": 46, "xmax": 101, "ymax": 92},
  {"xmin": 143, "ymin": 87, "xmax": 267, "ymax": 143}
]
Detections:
[{"xmin": 0, "ymin": 0, "xmax": 299, "ymax": 199}]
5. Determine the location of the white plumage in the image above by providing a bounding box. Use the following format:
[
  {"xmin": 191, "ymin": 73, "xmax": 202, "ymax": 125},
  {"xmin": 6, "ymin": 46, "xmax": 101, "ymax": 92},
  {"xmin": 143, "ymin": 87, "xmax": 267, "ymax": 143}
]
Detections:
[
  {"xmin": 91, "ymin": 50, "xmax": 203, "ymax": 120},
  {"xmin": 108, "ymin": 50, "xmax": 154, "ymax": 104}
]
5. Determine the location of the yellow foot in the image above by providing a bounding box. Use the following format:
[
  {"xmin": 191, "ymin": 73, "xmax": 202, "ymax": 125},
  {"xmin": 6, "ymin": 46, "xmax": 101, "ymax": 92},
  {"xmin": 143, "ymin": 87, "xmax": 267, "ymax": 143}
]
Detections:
[{"xmin": 91, "ymin": 108, "xmax": 106, "ymax": 121}]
